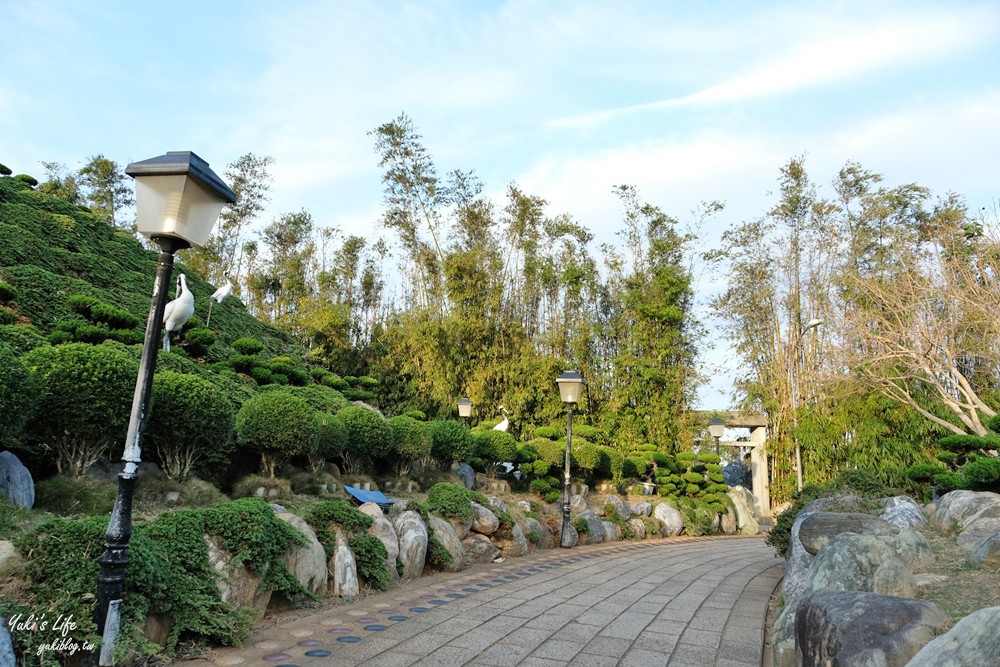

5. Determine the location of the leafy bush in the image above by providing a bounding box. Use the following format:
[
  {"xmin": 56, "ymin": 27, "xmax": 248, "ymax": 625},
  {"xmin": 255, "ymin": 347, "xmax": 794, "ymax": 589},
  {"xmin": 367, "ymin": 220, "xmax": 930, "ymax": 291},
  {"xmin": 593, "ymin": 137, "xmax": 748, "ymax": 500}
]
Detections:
[
  {"xmin": 147, "ymin": 371, "xmax": 234, "ymax": 481},
  {"xmin": 278, "ymin": 383, "xmax": 351, "ymax": 413},
  {"xmin": 571, "ymin": 439, "xmax": 600, "ymax": 472},
  {"xmin": 236, "ymin": 391, "xmax": 318, "ymax": 477},
  {"xmin": 533, "ymin": 425, "xmax": 562, "ymax": 440},
  {"xmin": 905, "ymin": 463, "xmax": 946, "ymax": 483},
  {"xmin": 425, "ymin": 419, "xmax": 474, "ymax": 468},
  {"xmin": 543, "ymin": 490, "xmax": 561, "ymax": 503},
  {"xmin": 964, "ymin": 457, "xmax": 1000, "ymax": 491},
  {"xmin": 427, "ymin": 482, "xmax": 488, "ymax": 520},
  {"xmin": 231, "ymin": 337, "xmax": 265, "ymax": 355},
  {"xmin": 14, "ymin": 174, "xmax": 38, "ymax": 187},
  {"xmin": 311, "ymin": 412, "xmax": 347, "ymax": 472},
  {"xmin": 427, "ymin": 535, "xmax": 453, "ymax": 569},
  {"xmin": 338, "ymin": 406, "xmax": 393, "ymax": 472},
  {"xmin": 349, "ymin": 534, "xmax": 392, "ymax": 591},
  {"xmin": 573, "ymin": 516, "xmax": 590, "ymax": 534},
  {"xmin": 934, "ymin": 472, "xmax": 969, "ymax": 493},
  {"xmin": 23, "ymin": 342, "xmax": 137, "ymax": 477},
  {"xmin": 180, "ymin": 327, "xmax": 216, "ymax": 358},
  {"xmin": 0, "ymin": 343, "xmax": 37, "ymax": 448},
  {"xmin": 35, "ymin": 474, "xmax": 116, "ymax": 515},
  {"xmin": 306, "ymin": 499, "xmax": 373, "ymax": 553},
  {"xmin": 387, "ymin": 415, "xmax": 433, "ymax": 463}
]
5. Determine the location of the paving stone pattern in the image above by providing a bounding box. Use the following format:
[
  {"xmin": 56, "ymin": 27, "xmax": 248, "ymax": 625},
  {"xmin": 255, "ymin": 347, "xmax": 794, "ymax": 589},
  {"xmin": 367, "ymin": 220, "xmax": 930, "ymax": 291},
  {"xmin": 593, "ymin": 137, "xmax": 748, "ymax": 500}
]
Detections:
[{"xmin": 181, "ymin": 535, "xmax": 782, "ymax": 667}]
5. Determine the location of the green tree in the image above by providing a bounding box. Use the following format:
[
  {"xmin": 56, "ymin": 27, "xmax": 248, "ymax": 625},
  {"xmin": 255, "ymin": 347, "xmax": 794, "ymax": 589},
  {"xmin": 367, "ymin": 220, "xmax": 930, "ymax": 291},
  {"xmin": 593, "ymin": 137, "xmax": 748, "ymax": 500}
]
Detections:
[
  {"xmin": 23, "ymin": 342, "xmax": 137, "ymax": 477},
  {"xmin": 338, "ymin": 406, "xmax": 392, "ymax": 473},
  {"xmin": 38, "ymin": 162, "xmax": 83, "ymax": 204},
  {"xmin": 78, "ymin": 154, "xmax": 134, "ymax": 229},
  {"xmin": 235, "ymin": 392, "xmax": 318, "ymax": 477},
  {"xmin": 147, "ymin": 371, "xmax": 235, "ymax": 480}
]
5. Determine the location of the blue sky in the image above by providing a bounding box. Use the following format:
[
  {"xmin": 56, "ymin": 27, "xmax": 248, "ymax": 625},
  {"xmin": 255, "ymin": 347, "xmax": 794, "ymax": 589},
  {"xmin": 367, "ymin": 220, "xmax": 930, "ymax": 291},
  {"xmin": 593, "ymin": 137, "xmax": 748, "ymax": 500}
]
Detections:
[{"xmin": 2, "ymin": 1, "xmax": 999, "ymax": 410}]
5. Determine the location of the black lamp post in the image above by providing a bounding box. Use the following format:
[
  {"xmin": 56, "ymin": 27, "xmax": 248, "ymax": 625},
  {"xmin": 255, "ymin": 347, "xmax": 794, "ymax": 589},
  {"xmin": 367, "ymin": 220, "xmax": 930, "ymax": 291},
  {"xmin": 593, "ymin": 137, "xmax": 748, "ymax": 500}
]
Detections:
[
  {"xmin": 457, "ymin": 397, "xmax": 472, "ymax": 420},
  {"xmin": 556, "ymin": 370, "xmax": 585, "ymax": 548},
  {"xmin": 92, "ymin": 152, "xmax": 235, "ymax": 666},
  {"xmin": 708, "ymin": 417, "xmax": 726, "ymax": 457}
]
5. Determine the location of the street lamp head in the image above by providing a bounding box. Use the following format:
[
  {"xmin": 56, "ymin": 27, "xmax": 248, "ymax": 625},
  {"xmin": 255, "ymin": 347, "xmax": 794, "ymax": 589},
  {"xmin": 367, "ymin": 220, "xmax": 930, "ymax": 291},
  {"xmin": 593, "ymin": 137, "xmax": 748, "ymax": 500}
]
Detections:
[
  {"xmin": 804, "ymin": 318, "xmax": 823, "ymax": 331},
  {"xmin": 126, "ymin": 151, "xmax": 236, "ymax": 249},
  {"xmin": 556, "ymin": 370, "xmax": 585, "ymax": 405},
  {"xmin": 707, "ymin": 417, "xmax": 726, "ymax": 439},
  {"xmin": 457, "ymin": 397, "xmax": 472, "ymax": 418}
]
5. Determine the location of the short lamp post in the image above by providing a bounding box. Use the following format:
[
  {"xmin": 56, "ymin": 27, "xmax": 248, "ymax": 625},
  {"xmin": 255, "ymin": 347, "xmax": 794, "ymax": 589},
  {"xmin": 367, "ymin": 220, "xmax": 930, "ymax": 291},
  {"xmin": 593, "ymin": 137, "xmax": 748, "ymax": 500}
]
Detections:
[
  {"xmin": 556, "ymin": 370, "xmax": 585, "ymax": 548},
  {"xmin": 457, "ymin": 397, "xmax": 472, "ymax": 420},
  {"xmin": 708, "ymin": 417, "xmax": 726, "ymax": 457},
  {"xmin": 92, "ymin": 152, "xmax": 235, "ymax": 666}
]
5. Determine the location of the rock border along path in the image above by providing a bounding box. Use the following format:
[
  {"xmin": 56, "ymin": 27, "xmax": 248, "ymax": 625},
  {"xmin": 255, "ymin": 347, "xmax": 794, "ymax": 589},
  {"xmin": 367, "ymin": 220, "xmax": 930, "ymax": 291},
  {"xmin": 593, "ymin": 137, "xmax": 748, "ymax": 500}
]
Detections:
[{"xmin": 182, "ymin": 535, "xmax": 782, "ymax": 667}]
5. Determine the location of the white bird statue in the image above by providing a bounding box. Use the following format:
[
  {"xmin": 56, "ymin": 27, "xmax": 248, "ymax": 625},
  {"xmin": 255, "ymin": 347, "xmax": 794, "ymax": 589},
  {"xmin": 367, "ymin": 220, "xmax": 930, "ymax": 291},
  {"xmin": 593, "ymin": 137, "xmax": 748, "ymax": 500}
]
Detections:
[
  {"xmin": 205, "ymin": 271, "xmax": 233, "ymax": 327},
  {"xmin": 493, "ymin": 405, "xmax": 510, "ymax": 432},
  {"xmin": 162, "ymin": 274, "xmax": 195, "ymax": 352}
]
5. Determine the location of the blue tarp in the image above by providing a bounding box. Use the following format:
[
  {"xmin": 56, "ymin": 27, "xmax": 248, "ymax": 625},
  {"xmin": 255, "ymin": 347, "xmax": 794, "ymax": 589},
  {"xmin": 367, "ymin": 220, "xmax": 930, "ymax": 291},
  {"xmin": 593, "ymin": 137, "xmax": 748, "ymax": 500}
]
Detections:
[{"xmin": 345, "ymin": 485, "xmax": 394, "ymax": 510}]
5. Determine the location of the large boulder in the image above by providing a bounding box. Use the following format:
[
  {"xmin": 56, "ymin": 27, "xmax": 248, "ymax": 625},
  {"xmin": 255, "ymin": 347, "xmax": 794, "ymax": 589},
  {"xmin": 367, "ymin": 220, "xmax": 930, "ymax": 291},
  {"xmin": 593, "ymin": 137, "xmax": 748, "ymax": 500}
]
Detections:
[
  {"xmin": 602, "ymin": 521, "xmax": 621, "ymax": 542},
  {"xmin": 330, "ymin": 529, "xmax": 359, "ymax": 598},
  {"xmin": 206, "ymin": 536, "xmax": 271, "ymax": 611},
  {"xmin": 454, "ymin": 463, "xmax": 476, "ymax": 489},
  {"xmin": 720, "ymin": 507, "xmax": 737, "ymax": 535},
  {"xmin": 357, "ymin": 503, "xmax": 400, "ymax": 584},
  {"xmin": 462, "ymin": 533, "xmax": 501, "ymax": 564},
  {"xmin": 653, "ymin": 503, "xmax": 683, "ymax": 537},
  {"xmin": 806, "ymin": 533, "xmax": 914, "ymax": 598},
  {"xmin": 723, "ymin": 461, "xmax": 751, "ymax": 488},
  {"xmin": 277, "ymin": 513, "xmax": 328, "ymax": 595},
  {"xmin": 494, "ymin": 521, "xmax": 529, "ymax": 558},
  {"xmin": 0, "ymin": 451, "xmax": 33, "ymax": 509},
  {"xmin": 569, "ymin": 494, "xmax": 587, "ymax": 514},
  {"xmin": 795, "ymin": 590, "xmax": 949, "ymax": 667},
  {"xmin": 932, "ymin": 490, "xmax": 1000, "ymax": 532},
  {"xmin": 880, "ymin": 496, "xmax": 928, "ymax": 529},
  {"xmin": 727, "ymin": 486, "xmax": 759, "ymax": 535},
  {"xmin": 604, "ymin": 494, "xmax": 632, "ymax": 519},
  {"xmin": 798, "ymin": 512, "xmax": 899, "ymax": 555},
  {"xmin": 524, "ymin": 517, "xmax": 552, "ymax": 550},
  {"xmin": 575, "ymin": 509, "xmax": 606, "ymax": 544},
  {"xmin": 957, "ymin": 517, "xmax": 1000, "ymax": 552},
  {"xmin": 470, "ymin": 501, "xmax": 500, "ymax": 536},
  {"xmin": 393, "ymin": 510, "xmax": 427, "ymax": 581},
  {"xmin": 630, "ymin": 501, "xmax": 653, "ymax": 517},
  {"xmin": 488, "ymin": 496, "xmax": 507, "ymax": 512},
  {"xmin": 428, "ymin": 516, "xmax": 464, "ymax": 571},
  {"xmin": 0, "ymin": 616, "xmax": 13, "ymax": 667},
  {"xmin": 879, "ymin": 530, "xmax": 935, "ymax": 570},
  {"xmin": 906, "ymin": 606, "xmax": 1000, "ymax": 666},
  {"xmin": 971, "ymin": 534, "xmax": 1000, "ymax": 569},
  {"xmin": 627, "ymin": 518, "xmax": 646, "ymax": 540}
]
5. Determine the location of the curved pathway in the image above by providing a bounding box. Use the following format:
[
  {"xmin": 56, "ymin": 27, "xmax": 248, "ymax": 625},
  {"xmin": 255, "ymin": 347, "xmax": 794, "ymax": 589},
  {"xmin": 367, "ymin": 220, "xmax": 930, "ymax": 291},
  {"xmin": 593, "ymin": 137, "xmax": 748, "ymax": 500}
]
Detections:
[{"xmin": 184, "ymin": 535, "xmax": 783, "ymax": 667}]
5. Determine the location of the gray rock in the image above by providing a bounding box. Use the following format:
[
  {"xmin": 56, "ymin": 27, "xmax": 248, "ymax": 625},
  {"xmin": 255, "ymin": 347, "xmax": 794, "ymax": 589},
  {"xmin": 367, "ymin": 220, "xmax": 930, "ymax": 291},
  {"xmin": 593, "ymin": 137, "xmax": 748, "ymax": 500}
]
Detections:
[
  {"xmin": 781, "ymin": 508, "xmax": 816, "ymax": 605},
  {"xmin": 524, "ymin": 517, "xmax": 552, "ymax": 549},
  {"xmin": 569, "ymin": 494, "xmax": 587, "ymax": 514},
  {"xmin": 653, "ymin": 503, "xmax": 683, "ymax": 537},
  {"xmin": 393, "ymin": 510, "xmax": 427, "ymax": 580},
  {"xmin": 495, "ymin": 521, "xmax": 529, "ymax": 558},
  {"xmin": 602, "ymin": 521, "xmax": 621, "ymax": 542},
  {"xmin": 0, "ymin": 616, "xmax": 13, "ymax": 667},
  {"xmin": 331, "ymin": 529, "xmax": 359, "ymax": 598},
  {"xmin": 932, "ymin": 490, "xmax": 1000, "ymax": 532},
  {"xmin": 358, "ymin": 504, "xmax": 400, "ymax": 584},
  {"xmin": 906, "ymin": 605, "xmax": 1000, "ymax": 667},
  {"xmin": 727, "ymin": 486, "xmax": 759, "ymax": 535},
  {"xmin": 722, "ymin": 461, "xmax": 751, "ymax": 488},
  {"xmin": 971, "ymin": 533, "xmax": 1000, "ymax": 569},
  {"xmin": 428, "ymin": 516, "xmax": 464, "ymax": 571},
  {"xmin": 0, "ymin": 451, "xmax": 33, "ymax": 509},
  {"xmin": 872, "ymin": 556, "xmax": 918, "ymax": 598},
  {"xmin": 454, "ymin": 463, "xmax": 476, "ymax": 489},
  {"xmin": 488, "ymin": 496, "xmax": 507, "ymax": 512},
  {"xmin": 879, "ymin": 496, "xmax": 928, "ymax": 529},
  {"xmin": 795, "ymin": 590, "xmax": 949, "ymax": 667},
  {"xmin": 0, "ymin": 541, "xmax": 13, "ymax": 571},
  {"xmin": 630, "ymin": 501, "xmax": 653, "ymax": 517},
  {"xmin": 470, "ymin": 501, "xmax": 500, "ymax": 536},
  {"xmin": 560, "ymin": 522, "xmax": 579, "ymax": 548},
  {"xmin": 720, "ymin": 507, "xmax": 737, "ymax": 535},
  {"xmin": 957, "ymin": 517, "xmax": 1000, "ymax": 552},
  {"xmin": 461, "ymin": 533, "xmax": 501, "ymax": 564},
  {"xmin": 627, "ymin": 518, "xmax": 646, "ymax": 540},
  {"xmin": 575, "ymin": 509, "xmax": 607, "ymax": 544},
  {"xmin": 798, "ymin": 511, "xmax": 899, "ymax": 555},
  {"xmin": 206, "ymin": 535, "xmax": 271, "ymax": 611},
  {"xmin": 516, "ymin": 500, "xmax": 532, "ymax": 513},
  {"xmin": 805, "ymin": 533, "xmax": 906, "ymax": 596},
  {"xmin": 878, "ymin": 529, "xmax": 935, "ymax": 570},
  {"xmin": 277, "ymin": 513, "xmax": 328, "ymax": 595},
  {"xmin": 604, "ymin": 494, "xmax": 632, "ymax": 519}
]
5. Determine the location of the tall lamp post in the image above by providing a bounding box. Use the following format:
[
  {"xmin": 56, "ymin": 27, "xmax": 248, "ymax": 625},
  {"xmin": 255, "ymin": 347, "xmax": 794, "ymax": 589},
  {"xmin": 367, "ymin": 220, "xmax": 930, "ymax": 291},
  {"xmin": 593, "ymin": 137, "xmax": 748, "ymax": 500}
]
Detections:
[
  {"xmin": 92, "ymin": 152, "xmax": 235, "ymax": 666},
  {"xmin": 791, "ymin": 318, "xmax": 823, "ymax": 491},
  {"xmin": 556, "ymin": 370, "xmax": 585, "ymax": 548},
  {"xmin": 457, "ymin": 397, "xmax": 472, "ymax": 420},
  {"xmin": 708, "ymin": 417, "xmax": 726, "ymax": 457}
]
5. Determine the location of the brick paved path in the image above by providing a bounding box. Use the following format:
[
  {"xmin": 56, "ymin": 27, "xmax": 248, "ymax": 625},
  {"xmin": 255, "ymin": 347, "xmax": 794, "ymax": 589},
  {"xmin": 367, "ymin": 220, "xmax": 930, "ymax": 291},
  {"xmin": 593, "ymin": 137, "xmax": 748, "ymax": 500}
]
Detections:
[{"xmin": 183, "ymin": 535, "xmax": 783, "ymax": 667}]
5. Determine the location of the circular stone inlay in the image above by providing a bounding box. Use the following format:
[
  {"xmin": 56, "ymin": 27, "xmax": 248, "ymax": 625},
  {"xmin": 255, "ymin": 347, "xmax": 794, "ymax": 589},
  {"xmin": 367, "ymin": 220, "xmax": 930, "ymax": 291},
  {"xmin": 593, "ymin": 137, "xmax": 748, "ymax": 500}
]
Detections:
[
  {"xmin": 262, "ymin": 654, "xmax": 291, "ymax": 662},
  {"xmin": 356, "ymin": 617, "xmax": 378, "ymax": 624},
  {"xmin": 336, "ymin": 636, "xmax": 362, "ymax": 643},
  {"xmin": 304, "ymin": 650, "xmax": 331, "ymax": 657},
  {"xmin": 446, "ymin": 593, "xmax": 464, "ymax": 599},
  {"xmin": 388, "ymin": 615, "xmax": 408, "ymax": 622},
  {"xmin": 478, "ymin": 583, "xmax": 492, "ymax": 588},
  {"xmin": 463, "ymin": 587, "xmax": 478, "ymax": 593},
  {"xmin": 364, "ymin": 625, "xmax": 387, "ymax": 632},
  {"xmin": 296, "ymin": 640, "xmax": 322, "ymax": 647},
  {"xmin": 410, "ymin": 607, "xmax": 429, "ymax": 613},
  {"xmin": 379, "ymin": 608, "xmax": 401, "ymax": 614},
  {"xmin": 327, "ymin": 628, "xmax": 351, "ymax": 635},
  {"xmin": 428, "ymin": 599, "xmax": 447, "ymax": 605}
]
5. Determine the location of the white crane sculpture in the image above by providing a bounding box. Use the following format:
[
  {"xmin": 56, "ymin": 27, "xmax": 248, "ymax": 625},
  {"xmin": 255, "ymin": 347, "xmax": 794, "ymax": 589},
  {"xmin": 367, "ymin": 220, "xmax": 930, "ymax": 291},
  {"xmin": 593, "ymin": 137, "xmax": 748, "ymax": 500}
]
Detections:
[
  {"xmin": 205, "ymin": 271, "xmax": 233, "ymax": 327},
  {"xmin": 162, "ymin": 274, "xmax": 195, "ymax": 352},
  {"xmin": 493, "ymin": 405, "xmax": 511, "ymax": 432}
]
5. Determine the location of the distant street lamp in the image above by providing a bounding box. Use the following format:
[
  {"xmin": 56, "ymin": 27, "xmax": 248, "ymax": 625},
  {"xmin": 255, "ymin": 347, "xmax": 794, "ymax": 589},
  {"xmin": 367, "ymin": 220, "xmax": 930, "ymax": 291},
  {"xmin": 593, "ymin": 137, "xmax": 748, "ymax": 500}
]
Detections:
[
  {"xmin": 92, "ymin": 152, "xmax": 235, "ymax": 666},
  {"xmin": 556, "ymin": 370, "xmax": 585, "ymax": 548},
  {"xmin": 792, "ymin": 318, "xmax": 823, "ymax": 491},
  {"xmin": 708, "ymin": 417, "xmax": 726, "ymax": 457},
  {"xmin": 457, "ymin": 397, "xmax": 472, "ymax": 419}
]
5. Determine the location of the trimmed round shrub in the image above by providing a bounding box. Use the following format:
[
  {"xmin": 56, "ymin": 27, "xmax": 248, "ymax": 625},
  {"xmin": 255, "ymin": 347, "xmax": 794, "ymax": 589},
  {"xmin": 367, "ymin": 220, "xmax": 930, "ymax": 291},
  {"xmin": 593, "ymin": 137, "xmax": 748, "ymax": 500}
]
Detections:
[
  {"xmin": 148, "ymin": 371, "xmax": 235, "ymax": 481},
  {"xmin": 0, "ymin": 344, "xmax": 37, "ymax": 448},
  {"xmin": 338, "ymin": 406, "xmax": 392, "ymax": 472},
  {"xmin": 425, "ymin": 419, "xmax": 474, "ymax": 468},
  {"xmin": 531, "ymin": 437, "xmax": 565, "ymax": 468},
  {"xmin": 236, "ymin": 392, "xmax": 318, "ymax": 477},
  {"xmin": 596, "ymin": 445, "xmax": 624, "ymax": 481},
  {"xmin": 571, "ymin": 439, "xmax": 600, "ymax": 472},
  {"xmin": 14, "ymin": 174, "xmax": 38, "ymax": 187},
  {"xmin": 387, "ymin": 415, "xmax": 433, "ymax": 462},
  {"xmin": 905, "ymin": 464, "xmax": 947, "ymax": 483},
  {"xmin": 964, "ymin": 457, "xmax": 1000, "ymax": 492},
  {"xmin": 403, "ymin": 409, "xmax": 427, "ymax": 421},
  {"xmin": 280, "ymin": 384, "xmax": 351, "ymax": 413},
  {"xmin": 533, "ymin": 425, "xmax": 562, "ymax": 440},
  {"xmin": 311, "ymin": 412, "xmax": 347, "ymax": 472},
  {"xmin": 180, "ymin": 327, "xmax": 216, "ymax": 358},
  {"xmin": 572, "ymin": 424, "xmax": 602, "ymax": 443},
  {"xmin": 474, "ymin": 430, "xmax": 517, "ymax": 464},
  {"xmin": 23, "ymin": 342, "xmax": 137, "ymax": 477},
  {"xmin": 231, "ymin": 337, "xmax": 265, "ymax": 355}
]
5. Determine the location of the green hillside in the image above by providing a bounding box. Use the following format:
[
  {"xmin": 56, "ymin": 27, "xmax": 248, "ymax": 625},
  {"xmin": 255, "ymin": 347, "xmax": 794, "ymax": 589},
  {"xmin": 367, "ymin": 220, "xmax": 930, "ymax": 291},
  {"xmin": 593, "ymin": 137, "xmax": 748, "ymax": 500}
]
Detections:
[{"xmin": 0, "ymin": 174, "xmax": 295, "ymax": 355}]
